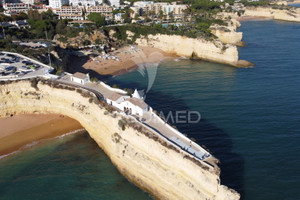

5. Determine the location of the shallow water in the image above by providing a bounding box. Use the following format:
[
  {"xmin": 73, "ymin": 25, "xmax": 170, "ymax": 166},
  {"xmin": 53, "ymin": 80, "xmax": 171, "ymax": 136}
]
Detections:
[{"xmin": 0, "ymin": 133, "xmax": 152, "ymax": 200}]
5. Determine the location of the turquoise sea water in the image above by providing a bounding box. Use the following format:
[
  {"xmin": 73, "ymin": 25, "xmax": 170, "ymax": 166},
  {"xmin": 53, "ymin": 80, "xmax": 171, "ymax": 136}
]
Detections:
[
  {"xmin": 0, "ymin": 133, "xmax": 152, "ymax": 199},
  {"xmin": 1, "ymin": 20, "xmax": 300, "ymax": 199}
]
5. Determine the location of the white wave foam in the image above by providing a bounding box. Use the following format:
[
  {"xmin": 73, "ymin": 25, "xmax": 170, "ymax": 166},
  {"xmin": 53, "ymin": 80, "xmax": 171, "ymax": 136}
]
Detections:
[
  {"xmin": 56, "ymin": 128, "xmax": 85, "ymax": 138},
  {"xmin": 0, "ymin": 128, "xmax": 86, "ymax": 160}
]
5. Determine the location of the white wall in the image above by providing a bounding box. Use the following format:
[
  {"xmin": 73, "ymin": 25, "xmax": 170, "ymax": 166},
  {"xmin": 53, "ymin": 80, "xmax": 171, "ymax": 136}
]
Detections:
[
  {"xmin": 120, "ymin": 101, "xmax": 145, "ymax": 116},
  {"xmin": 99, "ymin": 81, "xmax": 127, "ymax": 94},
  {"xmin": 49, "ymin": 0, "xmax": 69, "ymax": 8},
  {"xmin": 109, "ymin": 0, "xmax": 120, "ymax": 7},
  {"xmin": 69, "ymin": 0, "xmax": 97, "ymax": 7},
  {"xmin": 107, "ymin": 99, "xmax": 125, "ymax": 111},
  {"xmin": 71, "ymin": 76, "xmax": 85, "ymax": 84}
]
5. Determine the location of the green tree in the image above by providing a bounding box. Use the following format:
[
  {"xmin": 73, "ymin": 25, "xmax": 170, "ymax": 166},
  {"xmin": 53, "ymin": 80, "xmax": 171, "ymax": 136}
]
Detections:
[
  {"xmin": 169, "ymin": 11, "xmax": 174, "ymax": 22},
  {"xmin": 41, "ymin": 9, "xmax": 55, "ymax": 20},
  {"xmin": 90, "ymin": 77, "xmax": 98, "ymax": 82},
  {"xmin": 95, "ymin": 38, "xmax": 102, "ymax": 44},
  {"xmin": 122, "ymin": 8, "xmax": 132, "ymax": 23},
  {"xmin": 18, "ymin": 12, "xmax": 28, "ymax": 20},
  {"xmin": 159, "ymin": 10, "xmax": 164, "ymax": 20},
  {"xmin": 73, "ymin": 23, "xmax": 80, "ymax": 27},
  {"xmin": 87, "ymin": 13, "xmax": 106, "ymax": 27},
  {"xmin": 83, "ymin": 39, "xmax": 91, "ymax": 46},
  {"xmin": 27, "ymin": 9, "xmax": 42, "ymax": 20},
  {"xmin": 103, "ymin": 0, "xmax": 110, "ymax": 5},
  {"xmin": 56, "ymin": 19, "xmax": 68, "ymax": 34}
]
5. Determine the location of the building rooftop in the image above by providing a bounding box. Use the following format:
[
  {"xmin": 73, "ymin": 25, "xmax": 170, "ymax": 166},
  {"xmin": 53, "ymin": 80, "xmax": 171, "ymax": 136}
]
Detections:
[
  {"xmin": 132, "ymin": 89, "xmax": 143, "ymax": 99},
  {"xmin": 73, "ymin": 72, "xmax": 88, "ymax": 79},
  {"xmin": 128, "ymin": 97, "xmax": 148, "ymax": 109},
  {"xmin": 107, "ymin": 93, "xmax": 123, "ymax": 101}
]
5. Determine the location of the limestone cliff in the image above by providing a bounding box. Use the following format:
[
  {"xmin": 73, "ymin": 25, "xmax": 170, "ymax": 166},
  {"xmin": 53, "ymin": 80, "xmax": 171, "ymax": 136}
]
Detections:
[
  {"xmin": 210, "ymin": 29, "xmax": 242, "ymax": 45},
  {"xmin": 243, "ymin": 6, "xmax": 300, "ymax": 22},
  {"xmin": 210, "ymin": 19, "xmax": 243, "ymax": 46},
  {"xmin": 0, "ymin": 79, "xmax": 240, "ymax": 200},
  {"xmin": 136, "ymin": 34, "xmax": 251, "ymax": 67},
  {"xmin": 54, "ymin": 30, "xmax": 107, "ymax": 48}
]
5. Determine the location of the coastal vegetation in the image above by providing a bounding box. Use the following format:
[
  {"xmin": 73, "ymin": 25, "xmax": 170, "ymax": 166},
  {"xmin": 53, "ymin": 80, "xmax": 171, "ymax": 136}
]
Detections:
[
  {"xmin": 0, "ymin": 0, "xmax": 298, "ymax": 70},
  {"xmin": 0, "ymin": 0, "xmax": 283, "ymax": 52},
  {"xmin": 0, "ymin": 0, "xmax": 229, "ymax": 49},
  {"xmin": 87, "ymin": 13, "xmax": 106, "ymax": 27}
]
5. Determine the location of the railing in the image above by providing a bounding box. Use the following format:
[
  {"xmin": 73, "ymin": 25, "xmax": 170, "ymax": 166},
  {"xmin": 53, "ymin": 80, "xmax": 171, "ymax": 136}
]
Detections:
[
  {"xmin": 55, "ymin": 79, "xmax": 105, "ymax": 101},
  {"xmin": 119, "ymin": 112, "xmax": 214, "ymax": 169}
]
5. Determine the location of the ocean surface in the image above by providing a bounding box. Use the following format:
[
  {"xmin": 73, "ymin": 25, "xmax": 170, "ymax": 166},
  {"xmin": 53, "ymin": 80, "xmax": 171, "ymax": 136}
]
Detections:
[
  {"xmin": 0, "ymin": 133, "xmax": 152, "ymax": 199},
  {"xmin": 1, "ymin": 19, "xmax": 300, "ymax": 199}
]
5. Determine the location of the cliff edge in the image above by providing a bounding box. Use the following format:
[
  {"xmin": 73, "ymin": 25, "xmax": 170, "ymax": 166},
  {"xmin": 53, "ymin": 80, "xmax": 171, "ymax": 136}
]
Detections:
[
  {"xmin": 243, "ymin": 6, "xmax": 300, "ymax": 22},
  {"xmin": 136, "ymin": 34, "xmax": 252, "ymax": 67},
  {"xmin": 0, "ymin": 79, "xmax": 240, "ymax": 200}
]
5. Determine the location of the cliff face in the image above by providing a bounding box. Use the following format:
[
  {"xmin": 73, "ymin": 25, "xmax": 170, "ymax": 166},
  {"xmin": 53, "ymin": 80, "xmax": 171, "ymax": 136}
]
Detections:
[
  {"xmin": 54, "ymin": 30, "xmax": 107, "ymax": 48},
  {"xmin": 244, "ymin": 6, "xmax": 300, "ymax": 22},
  {"xmin": 136, "ymin": 34, "xmax": 240, "ymax": 66},
  {"xmin": 0, "ymin": 79, "xmax": 240, "ymax": 200},
  {"xmin": 210, "ymin": 29, "xmax": 243, "ymax": 45},
  {"xmin": 211, "ymin": 19, "xmax": 243, "ymax": 45}
]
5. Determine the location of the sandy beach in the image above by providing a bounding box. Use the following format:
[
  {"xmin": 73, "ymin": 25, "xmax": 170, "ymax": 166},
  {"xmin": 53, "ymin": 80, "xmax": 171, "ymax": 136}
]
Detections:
[
  {"xmin": 0, "ymin": 114, "xmax": 83, "ymax": 156},
  {"xmin": 288, "ymin": 0, "xmax": 300, "ymax": 4},
  {"xmin": 82, "ymin": 46, "xmax": 174, "ymax": 76},
  {"xmin": 236, "ymin": 16, "xmax": 273, "ymax": 22}
]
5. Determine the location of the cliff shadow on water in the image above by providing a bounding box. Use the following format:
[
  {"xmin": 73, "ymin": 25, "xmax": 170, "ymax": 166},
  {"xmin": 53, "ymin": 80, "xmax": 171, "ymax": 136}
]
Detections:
[
  {"xmin": 107, "ymin": 79, "xmax": 245, "ymax": 197},
  {"xmin": 57, "ymin": 49, "xmax": 111, "ymax": 79}
]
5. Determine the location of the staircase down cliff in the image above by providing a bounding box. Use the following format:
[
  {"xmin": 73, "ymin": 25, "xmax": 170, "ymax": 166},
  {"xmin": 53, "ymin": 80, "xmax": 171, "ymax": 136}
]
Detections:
[{"xmin": 0, "ymin": 78, "xmax": 240, "ymax": 200}]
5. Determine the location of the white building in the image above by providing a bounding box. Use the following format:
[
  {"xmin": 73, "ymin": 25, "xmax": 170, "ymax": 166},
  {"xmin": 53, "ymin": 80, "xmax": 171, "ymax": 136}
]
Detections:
[
  {"xmin": 49, "ymin": 0, "xmax": 69, "ymax": 9},
  {"xmin": 163, "ymin": 4, "xmax": 187, "ymax": 15},
  {"xmin": 55, "ymin": 6, "xmax": 83, "ymax": 20},
  {"xmin": 5, "ymin": 0, "xmax": 35, "ymax": 4},
  {"xmin": 70, "ymin": 72, "xmax": 90, "ymax": 84},
  {"xmin": 120, "ymin": 97, "xmax": 149, "ymax": 116},
  {"xmin": 86, "ymin": 5, "xmax": 113, "ymax": 20},
  {"xmin": 114, "ymin": 12, "xmax": 124, "ymax": 23},
  {"xmin": 132, "ymin": 89, "xmax": 143, "ymax": 99},
  {"xmin": 106, "ymin": 93, "xmax": 130, "ymax": 110},
  {"xmin": 133, "ymin": 1, "xmax": 154, "ymax": 7},
  {"xmin": 109, "ymin": 0, "xmax": 120, "ymax": 8},
  {"xmin": 3, "ymin": 3, "xmax": 31, "ymax": 15},
  {"xmin": 131, "ymin": 1, "xmax": 187, "ymax": 19},
  {"xmin": 69, "ymin": 0, "xmax": 100, "ymax": 7},
  {"xmin": 106, "ymin": 89, "xmax": 149, "ymax": 116}
]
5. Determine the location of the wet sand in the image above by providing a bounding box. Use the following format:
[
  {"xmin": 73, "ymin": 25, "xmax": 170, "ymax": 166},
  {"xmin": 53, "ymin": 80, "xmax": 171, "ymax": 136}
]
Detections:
[{"xmin": 0, "ymin": 114, "xmax": 83, "ymax": 156}]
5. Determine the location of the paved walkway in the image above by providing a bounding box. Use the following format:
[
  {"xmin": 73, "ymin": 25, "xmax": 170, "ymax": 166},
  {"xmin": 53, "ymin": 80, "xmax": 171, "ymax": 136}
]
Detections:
[
  {"xmin": 142, "ymin": 111, "xmax": 211, "ymax": 162},
  {"xmin": 56, "ymin": 74, "xmax": 120, "ymax": 100}
]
